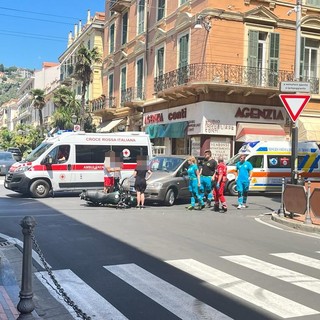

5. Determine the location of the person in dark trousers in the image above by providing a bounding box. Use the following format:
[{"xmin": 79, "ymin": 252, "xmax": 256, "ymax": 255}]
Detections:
[
  {"xmin": 236, "ymin": 154, "xmax": 253, "ymax": 209},
  {"xmin": 213, "ymin": 156, "xmax": 228, "ymax": 212},
  {"xmin": 186, "ymin": 156, "xmax": 205, "ymax": 210},
  {"xmin": 133, "ymin": 156, "xmax": 152, "ymax": 209},
  {"xmin": 200, "ymin": 149, "xmax": 217, "ymax": 207}
]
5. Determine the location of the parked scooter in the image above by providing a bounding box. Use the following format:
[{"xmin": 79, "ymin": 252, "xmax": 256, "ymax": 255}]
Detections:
[{"xmin": 80, "ymin": 178, "xmax": 136, "ymax": 208}]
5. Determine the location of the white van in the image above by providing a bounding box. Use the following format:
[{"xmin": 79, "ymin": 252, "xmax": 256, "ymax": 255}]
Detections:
[
  {"xmin": 4, "ymin": 131, "xmax": 152, "ymax": 198},
  {"xmin": 226, "ymin": 141, "xmax": 320, "ymax": 195}
]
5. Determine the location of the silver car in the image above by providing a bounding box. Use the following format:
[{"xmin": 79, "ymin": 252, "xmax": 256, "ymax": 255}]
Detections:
[
  {"xmin": 0, "ymin": 151, "xmax": 17, "ymax": 175},
  {"xmin": 141, "ymin": 155, "xmax": 191, "ymax": 206}
]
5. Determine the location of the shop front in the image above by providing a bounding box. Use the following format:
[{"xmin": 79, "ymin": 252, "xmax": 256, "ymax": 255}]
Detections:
[{"xmin": 143, "ymin": 102, "xmax": 288, "ymax": 159}]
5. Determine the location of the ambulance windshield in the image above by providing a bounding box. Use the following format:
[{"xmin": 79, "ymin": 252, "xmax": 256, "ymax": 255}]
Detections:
[
  {"xmin": 226, "ymin": 154, "xmax": 242, "ymax": 165},
  {"xmin": 25, "ymin": 143, "xmax": 53, "ymax": 162}
]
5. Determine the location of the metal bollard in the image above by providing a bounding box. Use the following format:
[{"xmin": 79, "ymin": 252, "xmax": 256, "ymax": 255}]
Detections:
[
  {"xmin": 17, "ymin": 216, "xmax": 36, "ymax": 320},
  {"xmin": 305, "ymin": 181, "xmax": 312, "ymax": 225},
  {"xmin": 278, "ymin": 178, "xmax": 285, "ymax": 217}
]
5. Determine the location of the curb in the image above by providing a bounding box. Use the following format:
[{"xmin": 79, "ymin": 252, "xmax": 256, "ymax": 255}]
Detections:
[{"xmin": 271, "ymin": 212, "xmax": 320, "ymax": 235}]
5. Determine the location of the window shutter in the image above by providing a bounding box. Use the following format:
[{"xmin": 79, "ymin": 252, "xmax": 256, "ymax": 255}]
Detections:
[
  {"xmin": 269, "ymin": 33, "xmax": 280, "ymax": 86},
  {"xmin": 248, "ymin": 30, "xmax": 259, "ymax": 68}
]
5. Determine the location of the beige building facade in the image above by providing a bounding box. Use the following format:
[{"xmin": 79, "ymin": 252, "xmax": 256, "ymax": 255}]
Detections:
[{"xmin": 100, "ymin": 0, "xmax": 320, "ymax": 157}]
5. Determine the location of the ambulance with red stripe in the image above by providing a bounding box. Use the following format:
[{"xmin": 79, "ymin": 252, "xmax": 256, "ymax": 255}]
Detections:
[
  {"xmin": 4, "ymin": 131, "xmax": 152, "ymax": 198},
  {"xmin": 226, "ymin": 141, "xmax": 320, "ymax": 195}
]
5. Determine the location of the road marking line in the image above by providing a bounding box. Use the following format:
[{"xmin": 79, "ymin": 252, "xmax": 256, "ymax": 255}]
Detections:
[
  {"xmin": 271, "ymin": 252, "xmax": 320, "ymax": 269},
  {"xmin": 104, "ymin": 263, "xmax": 232, "ymax": 320},
  {"xmin": 223, "ymin": 255, "xmax": 320, "ymax": 295},
  {"xmin": 255, "ymin": 217, "xmax": 283, "ymax": 230},
  {"xmin": 35, "ymin": 269, "xmax": 128, "ymax": 320},
  {"xmin": 167, "ymin": 258, "xmax": 318, "ymax": 319}
]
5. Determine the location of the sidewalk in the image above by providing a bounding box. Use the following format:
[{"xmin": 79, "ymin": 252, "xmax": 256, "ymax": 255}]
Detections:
[{"xmin": 0, "ymin": 237, "xmax": 73, "ymax": 320}]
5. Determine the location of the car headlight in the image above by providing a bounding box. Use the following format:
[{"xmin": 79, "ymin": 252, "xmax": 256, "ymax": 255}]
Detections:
[
  {"xmin": 147, "ymin": 182, "xmax": 163, "ymax": 189},
  {"xmin": 15, "ymin": 166, "xmax": 31, "ymax": 173}
]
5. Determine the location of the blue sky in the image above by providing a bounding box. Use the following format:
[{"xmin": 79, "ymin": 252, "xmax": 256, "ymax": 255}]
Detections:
[{"xmin": 0, "ymin": 0, "xmax": 105, "ymax": 70}]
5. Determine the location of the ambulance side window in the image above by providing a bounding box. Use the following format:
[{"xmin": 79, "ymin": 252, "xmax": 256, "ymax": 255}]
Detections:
[
  {"xmin": 248, "ymin": 155, "xmax": 264, "ymax": 168},
  {"xmin": 267, "ymin": 155, "xmax": 291, "ymax": 168}
]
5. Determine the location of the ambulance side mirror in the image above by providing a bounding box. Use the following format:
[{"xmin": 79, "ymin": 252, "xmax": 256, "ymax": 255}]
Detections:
[{"xmin": 41, "ymin": 155, "xmax": 53, "ymax": 165}]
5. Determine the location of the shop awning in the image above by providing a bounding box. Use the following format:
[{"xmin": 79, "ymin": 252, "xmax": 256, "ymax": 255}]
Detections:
[
  {"xmin": 146, "ymin": 121, "xmax": 188, "ymax": 139},
  {"xmin": 97, "ymin": 119, "xmax": 124, "ymax": 132},
  {"xmin": 298, "ymin": 116, "xmax": 320, "ymax": 142},
  {"xmin": 236, "ymin": 122, "xmax": 286, "ymax": 142}
]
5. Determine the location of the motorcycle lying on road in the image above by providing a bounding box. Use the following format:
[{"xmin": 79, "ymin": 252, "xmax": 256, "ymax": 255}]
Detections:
[{"xmin": 80, "ymin": 177, "xmax": 136, "ymax": 208}]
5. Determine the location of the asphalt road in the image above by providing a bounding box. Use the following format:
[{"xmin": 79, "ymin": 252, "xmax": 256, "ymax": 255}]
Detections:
[{"xmin": 1, "ymin": 177, "xmax": 320, "ymax": 320}]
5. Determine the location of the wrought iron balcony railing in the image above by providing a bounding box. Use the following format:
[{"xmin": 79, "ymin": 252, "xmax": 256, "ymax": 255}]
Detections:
[
  {"xmin": 121, "ymin": 87, "xmax": 145, "ymax": 105},
  {"xmin": 91, "ymin": 95, "xmax": 116, "ymax": 112},
  {"xmin": 109, "ymin": 0, "xmax": 131, "ymax": 13},
  {"xmin": 154, "ymin": 63, "xmax": 320, "ymax": 94}
]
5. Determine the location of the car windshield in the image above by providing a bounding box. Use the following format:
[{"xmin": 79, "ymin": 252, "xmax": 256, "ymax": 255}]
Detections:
[
  {"xmin": 149, "ymin": 156, "xmax": 185, "ymax": 172},
  {"xmin": 226, "ymin": 153, "xmax": 242, "ymax": 166},
  {"xmin": 25, "ymin": 143, "xmax": 53, "ymax": 162},
  {"xmin": 0, "ymin": 153, "xmax": 14, "ymax": 161}
]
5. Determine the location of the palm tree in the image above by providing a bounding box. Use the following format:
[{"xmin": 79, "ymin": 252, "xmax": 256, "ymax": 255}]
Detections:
[
  {"xmin": 52, "ymin": 87, "xmax": 81, "ymax": 130},
  {"xmin": 73, "ymin": 44, "xmax": 102, "ymax": 130},
  {"xmin": 30, "ymin": 89, "xmax": 46, "ymax": 131}
]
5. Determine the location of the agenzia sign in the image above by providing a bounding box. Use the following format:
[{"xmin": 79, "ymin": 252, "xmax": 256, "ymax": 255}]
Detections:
[{"xmin": 279, "ymin": 94, "xmax": 311, "ymax": 122}]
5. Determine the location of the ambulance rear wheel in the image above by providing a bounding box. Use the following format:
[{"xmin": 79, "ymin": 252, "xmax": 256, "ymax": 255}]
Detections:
[
  {"xmin": 228, "ymin": 181, "xmax": 237, "ymax": 196},
  {"xmin": 30, "ymin": 179, "xmax": 50, "ymax": 198}
]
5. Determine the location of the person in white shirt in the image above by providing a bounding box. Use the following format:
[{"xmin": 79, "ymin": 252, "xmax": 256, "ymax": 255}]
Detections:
[{"xmin": 104, "ymin": 150, "xmax": 121, "ymax": 193}]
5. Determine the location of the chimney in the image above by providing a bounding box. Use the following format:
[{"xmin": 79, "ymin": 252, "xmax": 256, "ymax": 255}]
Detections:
[
  {"xmin": 74, "ymin": 24, "xmax": 78, "ymax": 38},
  {"xmin": 78, "ymin": 20, "xmax": 82, "ymax": 34},
  {"xmin": 87, "ymin": 9, "xmax": 91, "ymax": 24},
  {"xmin": 68, "ymin": 31, "xmax": 73, "ymax": 47}
]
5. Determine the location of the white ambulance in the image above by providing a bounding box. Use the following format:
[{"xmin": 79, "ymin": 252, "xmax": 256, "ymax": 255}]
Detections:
[
  {"xmin": 4, "ymin": 131, "xmax": 152, "ymax": 198},
  {"xmin": 226, "ymin": 140, "xmax": 320, "ymax": 195}
]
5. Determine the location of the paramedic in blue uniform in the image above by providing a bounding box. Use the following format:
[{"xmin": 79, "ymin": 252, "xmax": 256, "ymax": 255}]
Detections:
[
  {"xmin": 235, "ymin": 154, "xmax": 253, "ymax": 209},
  {"xmin": 200, "ymin": 149, "xmax": 217, "ymax": 207},
  {"xmin": 186, "ymin": 156, "xmax": 205, "ymax": 210}
]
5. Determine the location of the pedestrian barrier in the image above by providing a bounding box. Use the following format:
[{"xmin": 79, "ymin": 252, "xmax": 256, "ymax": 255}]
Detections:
[
  {"xmin": 17, "ymin": 216, "xmax": 92, "ymax": 320},
  {"xmin": 280, "ymin": 179, "xmax": 320, "ymax": 225}
]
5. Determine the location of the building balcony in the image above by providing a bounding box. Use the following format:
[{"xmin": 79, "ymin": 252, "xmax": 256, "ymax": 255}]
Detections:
[
  {"xmin": 109, "ymin": 0, "xmax": 131, "ymax": 13},
  {"xmin": 91, "ymin": 95, "xmax": 116, "ymax": 112},
  {"xmin": 121, "ymin": 87, "xmax": 145, "ymax": 107},
  {"xmin": 154, "ymin": 63, "xmax": 320, "ymax": 98},
  {"xmin": 60, "ymin": 65, "xmax": 74, "ymax": 85}
]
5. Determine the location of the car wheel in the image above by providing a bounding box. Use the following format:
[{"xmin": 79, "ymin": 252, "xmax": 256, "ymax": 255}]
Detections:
[
  {"xmin": 164, "ymin": 188, "xmax": 176, "ymax": 206},
  {"xmin": 30, "ymin": 180, "xmax": 50, "ymax": 198},
  {"xmin": 228, "ymin": 180, "xmax": 237, "ymax": 196}
]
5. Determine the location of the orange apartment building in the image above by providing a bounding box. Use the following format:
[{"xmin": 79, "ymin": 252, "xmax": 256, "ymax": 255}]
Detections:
[{"xmin": 95, "ymin": 0, "xmax": 320, "ymax": 158}]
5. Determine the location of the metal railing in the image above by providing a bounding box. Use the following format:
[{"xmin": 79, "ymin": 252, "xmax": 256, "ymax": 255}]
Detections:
[
  {"xmin": 121, "ymin": 87, "xmax": 145, "ymax": 105},
  {"xmin": 91, "ymin": 96, "xmax": 116, "ymax": 112},
  {"xmin": 154, "ymin": 63, "xmax": 320, "ymax": 94}
]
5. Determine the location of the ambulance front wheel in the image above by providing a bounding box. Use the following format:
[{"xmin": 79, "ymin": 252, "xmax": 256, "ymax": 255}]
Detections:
[
  {"xmin": 30, "ymin": 179, "xmax": 50, "ymax": 198},
  {"xmin": 228, "ymin": 181, "xmax": 237, "ymax": 196}
]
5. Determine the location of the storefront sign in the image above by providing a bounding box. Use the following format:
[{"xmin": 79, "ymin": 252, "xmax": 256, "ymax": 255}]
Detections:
[
  {"xmin": 210, "ymin": 137, "xmax": 231, "ymax": 161},
  {"xmin": 191, "ymin": 136, "xmax": 201, "ymax": 156},
  {"xmin": 235, "ymin": 107, "xmax": 284, "ymax": 120},
  {"xmin": 144, "ymin": 107, "xmax": 187, "ymax": 125},
  {"xmin": 204, "ymin": 119, "xmax": 236, "ymax": 135}
]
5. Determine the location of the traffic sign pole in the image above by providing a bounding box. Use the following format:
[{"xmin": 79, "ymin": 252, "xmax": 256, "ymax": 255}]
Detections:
[{"xmin": 279, "ymin": 94, "xmax": 310, "ymax": 184}]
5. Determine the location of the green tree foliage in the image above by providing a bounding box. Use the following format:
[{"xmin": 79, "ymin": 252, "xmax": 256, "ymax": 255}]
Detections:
[
  {"xmin": 0, "ymin": 125, "xmax": 43, "ymax": 158},
  {"xmin": 30, "ymin": 89, "xmax": 45, "ymax": 131},
  {"xmin": 52, "ymin": 86, "xmax": 81, "ymax": 130},
  {"xmin": 73, "ymin": 45, "xmax": 101, "ymax": 130}
]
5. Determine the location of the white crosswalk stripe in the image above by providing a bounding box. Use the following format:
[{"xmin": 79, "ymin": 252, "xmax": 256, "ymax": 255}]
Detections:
[
  {"xmin": 223, "ymin": 255, "xmax": 320, "ymax": 295},
  {"xmin": 167, "ymin": 258, "xmax": 319, "ymax": 319},
  {"xmin": 104, "ymin": 263, "xmax": 232, "ymax": 320},
  {"xmin": 35, "ymin": 269, "xmax": 128, "ymax": 320},
  {"xmin": 271, "ymin": 252, "xmax": 320, "ymax": 269},
  {"xmin": 36, "ymin": 252, "xmax": 320, "ymax": 320}
]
